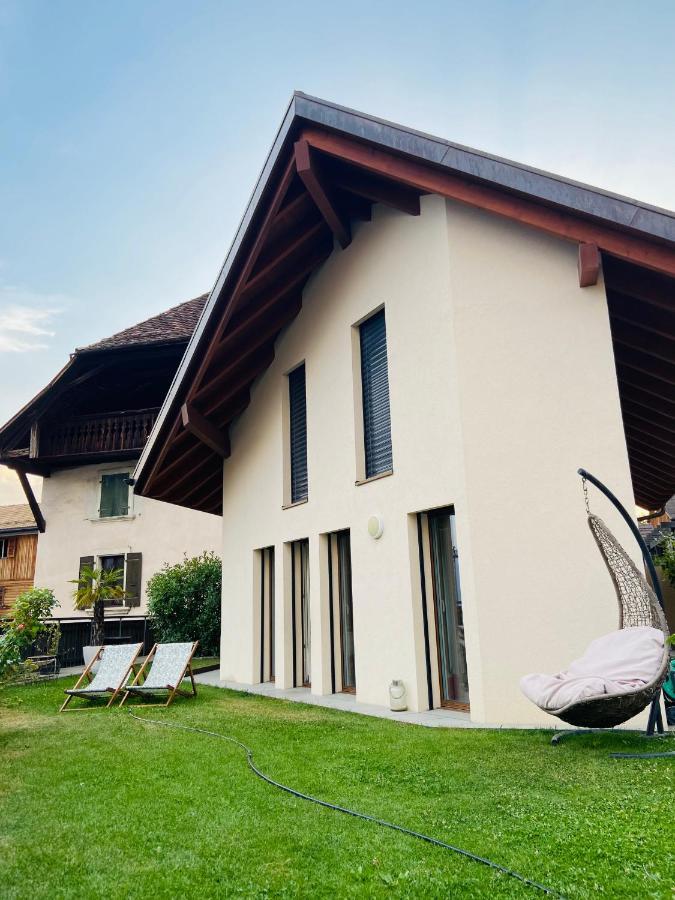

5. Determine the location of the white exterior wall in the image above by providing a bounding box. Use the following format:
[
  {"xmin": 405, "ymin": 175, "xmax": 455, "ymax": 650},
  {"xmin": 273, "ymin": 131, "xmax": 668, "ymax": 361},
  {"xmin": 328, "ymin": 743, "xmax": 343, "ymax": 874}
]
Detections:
[
  {"xmin": 218, "ymin": 194, "xmax": 638, "ymax": 726},
  {"xmin": 35, "ymin": 462, "xmax": 221, "ymax": 616}
]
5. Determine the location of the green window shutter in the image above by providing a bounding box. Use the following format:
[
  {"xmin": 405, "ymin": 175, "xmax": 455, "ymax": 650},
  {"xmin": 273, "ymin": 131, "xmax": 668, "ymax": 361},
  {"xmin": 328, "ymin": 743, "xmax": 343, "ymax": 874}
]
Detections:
[
  {"xmin": 100, "ymin": 474, "xmax": 129, "ymax": 518},
  {"xmin": 125, "ymin": 552, "xmax": 142, "ymax": 607},
  {"xmin": 79, "ymin": 556, "xmax": 94, "ymax": 584}
]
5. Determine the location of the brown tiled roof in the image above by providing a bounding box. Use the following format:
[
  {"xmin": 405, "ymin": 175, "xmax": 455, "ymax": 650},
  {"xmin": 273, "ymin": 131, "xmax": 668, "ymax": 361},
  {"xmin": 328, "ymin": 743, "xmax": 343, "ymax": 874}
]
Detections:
[
  {"xmin": 78, "ymin": 294, "xmax": 208, "ymax": 353},
  {"xmin": 0, "ymin": 504, "xmax": 36, "ymax": 532}
]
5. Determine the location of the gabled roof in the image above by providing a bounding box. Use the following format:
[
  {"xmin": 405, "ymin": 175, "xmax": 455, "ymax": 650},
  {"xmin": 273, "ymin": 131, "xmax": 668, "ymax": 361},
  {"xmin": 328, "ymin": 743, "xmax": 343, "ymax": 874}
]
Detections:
[
  {"xmin": 0, "ymin": 504, "xmax": 37, "ymax": 534},
  {"xmin": 78, "ymin": 295, "xmax": 208, "ymax": 353},
  {"xmin": 133, "ymin": 92, "xmax": 675, "ymax": 515},
  {"xmin": 0, "ymin": 294, "xmax": 208, "ymax": 454}
]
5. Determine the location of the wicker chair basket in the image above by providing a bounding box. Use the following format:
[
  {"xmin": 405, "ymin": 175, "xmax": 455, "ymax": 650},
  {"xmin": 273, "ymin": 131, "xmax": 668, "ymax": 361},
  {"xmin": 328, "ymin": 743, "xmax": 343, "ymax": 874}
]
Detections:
[{"xmin": 550, "ymin": 514, "xmax": 670, "ymax": 729}]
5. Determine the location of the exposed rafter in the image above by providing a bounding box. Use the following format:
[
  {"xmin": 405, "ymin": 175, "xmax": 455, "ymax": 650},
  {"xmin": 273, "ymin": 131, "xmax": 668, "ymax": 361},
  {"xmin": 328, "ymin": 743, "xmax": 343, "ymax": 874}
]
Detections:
[
  {"xmin": 295, "ymin": 139, "xmax": 351, "ymax": 249},
  {"xmin": 180, "ymin": 403, "xmax": 230, "ymax": 457},
  {"xmin": 578, "ymin": 243, "xmax": 600, "ymax": 287}
]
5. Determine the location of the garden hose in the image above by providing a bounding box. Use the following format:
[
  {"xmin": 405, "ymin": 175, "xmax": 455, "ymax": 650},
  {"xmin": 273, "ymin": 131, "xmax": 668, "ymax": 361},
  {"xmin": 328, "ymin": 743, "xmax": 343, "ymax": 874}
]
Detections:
[{"xmin": 129, "ymin": 712, "xmax": 564, "ymax": 897}]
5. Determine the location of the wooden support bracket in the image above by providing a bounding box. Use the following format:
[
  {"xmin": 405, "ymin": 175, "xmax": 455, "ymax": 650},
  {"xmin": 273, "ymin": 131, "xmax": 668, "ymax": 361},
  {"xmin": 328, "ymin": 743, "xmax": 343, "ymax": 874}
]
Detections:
[
  {"xmin": 578, "ymin": 242, "xmax": 600, "ymax": 287},
  {"xmin": 16, "ymin": 468, "xmax": 46, "ymax": 533},
  {"xmin": 295, "ymin": 139, "xmax": 351, "ymax": 249},
  {"xmin": 180, "ymin": 403, "xmax": 230, "ymax": 457}
]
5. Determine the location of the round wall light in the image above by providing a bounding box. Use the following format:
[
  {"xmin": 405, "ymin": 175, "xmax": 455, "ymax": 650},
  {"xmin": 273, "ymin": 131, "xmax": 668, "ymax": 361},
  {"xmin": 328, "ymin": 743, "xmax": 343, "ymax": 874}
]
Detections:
[{"xmin": 367, "ymin": 514, "xmax": 384, "ymax": 540}]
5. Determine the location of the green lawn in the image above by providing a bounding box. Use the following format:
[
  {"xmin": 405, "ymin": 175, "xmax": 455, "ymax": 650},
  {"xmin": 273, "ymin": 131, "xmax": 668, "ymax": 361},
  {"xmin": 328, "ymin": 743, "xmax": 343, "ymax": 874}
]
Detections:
[
  {"xmin": 191, "ymin": 656, "xmax": 220, "ymax": 673},
  {"xmin": 0, "ymin": 679, "xmax": 672, "ymax": 899}
]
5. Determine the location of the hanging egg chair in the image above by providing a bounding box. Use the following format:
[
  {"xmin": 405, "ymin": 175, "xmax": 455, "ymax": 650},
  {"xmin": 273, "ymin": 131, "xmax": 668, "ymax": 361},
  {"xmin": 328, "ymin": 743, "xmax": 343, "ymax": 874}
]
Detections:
[{"xmin": 524, "ymin": 469, "xmax": 671, "ymax": 742}]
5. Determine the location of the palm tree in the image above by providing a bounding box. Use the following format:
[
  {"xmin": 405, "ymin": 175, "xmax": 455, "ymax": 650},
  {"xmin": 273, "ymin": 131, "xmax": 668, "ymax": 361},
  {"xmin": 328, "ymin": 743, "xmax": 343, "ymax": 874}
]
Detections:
[{"xmin": 70, "ymin": 565, "xmax": 126, "ymax": 646}]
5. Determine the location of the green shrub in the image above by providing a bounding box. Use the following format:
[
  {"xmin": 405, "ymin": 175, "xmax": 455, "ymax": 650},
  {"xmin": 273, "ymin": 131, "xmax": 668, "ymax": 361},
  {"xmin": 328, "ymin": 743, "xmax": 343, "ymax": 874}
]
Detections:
[
  {"xmin": 146, "ymin": 552, "xmax": 222, "ymax": 656},
  {"xmin": 0, "ymin": 588, "xmax": 59, "ymax": 686}
]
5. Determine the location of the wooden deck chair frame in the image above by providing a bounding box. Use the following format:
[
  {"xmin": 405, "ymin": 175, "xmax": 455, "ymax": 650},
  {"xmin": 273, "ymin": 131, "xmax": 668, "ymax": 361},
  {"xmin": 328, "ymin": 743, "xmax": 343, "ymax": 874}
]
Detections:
[
  {"xmin": 120, "ymin": 641, "xmax": 199, "ymax": 708},
  {"xmin": 60, "ymin": 644, "xmax": 142, "ymax": 712}
]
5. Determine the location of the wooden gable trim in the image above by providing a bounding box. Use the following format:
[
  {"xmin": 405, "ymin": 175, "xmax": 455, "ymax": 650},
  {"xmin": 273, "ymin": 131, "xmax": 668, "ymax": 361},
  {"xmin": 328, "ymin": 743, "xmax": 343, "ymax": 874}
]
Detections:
[{"xmin": 299, "ymin": 126, "xmax": 675, "ymax": 278}]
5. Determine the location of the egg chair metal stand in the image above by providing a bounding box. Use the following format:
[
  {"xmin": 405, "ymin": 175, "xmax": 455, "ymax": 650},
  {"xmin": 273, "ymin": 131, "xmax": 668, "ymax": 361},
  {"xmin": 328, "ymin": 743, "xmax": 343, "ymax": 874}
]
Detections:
[{"xmin": 550, "ymin": 469, "xmax": 673, "ymax": 754}]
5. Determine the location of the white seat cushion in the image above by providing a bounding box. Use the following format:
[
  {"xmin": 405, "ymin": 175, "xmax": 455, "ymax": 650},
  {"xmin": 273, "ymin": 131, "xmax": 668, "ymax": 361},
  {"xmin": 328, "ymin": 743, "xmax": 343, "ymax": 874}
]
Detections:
[{"xmin": 521, "ymin": 626, "xmax": 664, "ymax": 712}]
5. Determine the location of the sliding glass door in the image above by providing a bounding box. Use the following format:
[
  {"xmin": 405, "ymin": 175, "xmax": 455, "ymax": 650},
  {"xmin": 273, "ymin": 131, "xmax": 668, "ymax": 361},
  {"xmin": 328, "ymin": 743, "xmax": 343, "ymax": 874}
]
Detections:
[
  {"xmin": 259, "ymin": 547, "xmax": 275, "ymax": 683},
  {"xmin": 327, "ymin": 530, "xmax": 356, "ymax": 693},
  {"xmin": 291, "ymin": 539, "xmax": 310, "ymax": 687},
  {"xmin": 337, "ymin": 531, "xmax": 356, "ymax": 692},
  {"xmin": 428, "ymin": 510, "xmax": 469, "ymax": 708}
]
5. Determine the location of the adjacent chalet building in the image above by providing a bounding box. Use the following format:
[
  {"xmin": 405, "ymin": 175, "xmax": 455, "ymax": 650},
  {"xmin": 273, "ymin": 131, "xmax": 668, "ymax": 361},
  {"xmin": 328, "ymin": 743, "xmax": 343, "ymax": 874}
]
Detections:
[
  {"xmin": 0, "ymin": 504, "xmax": 38, "ymax": 612},
  {"xmin": 132, "ymin": 94, "xmax": 674, "ymax": 726},
  {"xmin": 0, "ymin": 298, "xmax": 221, "ymax": 619}
]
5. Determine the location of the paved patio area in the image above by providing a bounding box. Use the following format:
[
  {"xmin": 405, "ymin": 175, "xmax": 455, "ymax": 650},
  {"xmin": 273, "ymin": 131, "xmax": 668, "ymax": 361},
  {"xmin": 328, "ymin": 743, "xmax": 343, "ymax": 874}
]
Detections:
[{"xmin": 193, "ymin": 670, "xmax": 544, "ymax": 729}]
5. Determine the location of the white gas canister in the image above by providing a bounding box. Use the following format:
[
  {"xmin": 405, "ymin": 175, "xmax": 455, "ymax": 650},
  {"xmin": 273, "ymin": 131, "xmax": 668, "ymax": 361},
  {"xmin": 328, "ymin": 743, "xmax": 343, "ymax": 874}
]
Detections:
[{"xmin": 389, "ymin": 680, "xmax": 407, "ymax": 711}]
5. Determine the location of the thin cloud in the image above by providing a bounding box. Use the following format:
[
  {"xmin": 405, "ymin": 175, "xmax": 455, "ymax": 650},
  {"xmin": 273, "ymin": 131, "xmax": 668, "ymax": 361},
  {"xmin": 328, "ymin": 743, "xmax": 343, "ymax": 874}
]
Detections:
[{"xmin": 0, "ymin": 286, "xmax": 67, "ymax": 353}]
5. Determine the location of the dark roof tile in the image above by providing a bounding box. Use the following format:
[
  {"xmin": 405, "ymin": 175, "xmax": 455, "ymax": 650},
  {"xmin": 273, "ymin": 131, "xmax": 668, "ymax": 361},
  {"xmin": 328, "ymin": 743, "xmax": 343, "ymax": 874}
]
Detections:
[{"xmin": 78, "ymin": 294, "xmax": 208, "ymax": 353}]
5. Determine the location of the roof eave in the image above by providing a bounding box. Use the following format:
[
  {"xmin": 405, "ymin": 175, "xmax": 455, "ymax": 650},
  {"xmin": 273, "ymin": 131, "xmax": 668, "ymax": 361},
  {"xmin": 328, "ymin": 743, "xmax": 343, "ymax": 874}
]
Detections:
[{"xmin": 133, "ymin": 91, "xmax": 675, "ymax": 498}]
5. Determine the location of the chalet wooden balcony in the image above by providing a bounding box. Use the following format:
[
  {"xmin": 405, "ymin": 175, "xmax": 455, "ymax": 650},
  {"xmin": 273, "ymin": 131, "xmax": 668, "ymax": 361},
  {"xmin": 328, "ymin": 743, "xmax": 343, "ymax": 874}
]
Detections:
[{"xmin": 39, "ymin": 408, "xmax": 160, "ymax": 459}]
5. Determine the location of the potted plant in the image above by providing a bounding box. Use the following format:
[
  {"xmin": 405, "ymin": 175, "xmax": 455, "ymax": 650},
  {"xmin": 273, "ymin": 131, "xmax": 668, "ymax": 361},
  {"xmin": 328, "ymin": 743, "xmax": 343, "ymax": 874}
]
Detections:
[{"xmin": 71, "ymin": 564, "xmax": 126, "ymax": 666}]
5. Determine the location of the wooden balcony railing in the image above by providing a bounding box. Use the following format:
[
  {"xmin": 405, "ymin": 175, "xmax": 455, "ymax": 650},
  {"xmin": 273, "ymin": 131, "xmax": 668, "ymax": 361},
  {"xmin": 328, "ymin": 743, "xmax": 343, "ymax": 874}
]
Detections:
[{"xmin": 39, "ymin": 408, "xmax": 159, "ymax": 458}]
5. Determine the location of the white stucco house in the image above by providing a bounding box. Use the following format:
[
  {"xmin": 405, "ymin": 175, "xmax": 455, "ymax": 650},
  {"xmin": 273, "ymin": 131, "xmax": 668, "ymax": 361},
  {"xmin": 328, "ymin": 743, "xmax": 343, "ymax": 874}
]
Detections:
[
  {"xmin": 0, "ymin": 298, "xmax": 221, "ymax": 641},
  {"xmin": 132, "ymin": 94, "xmax": 674, "ymax": 726}
]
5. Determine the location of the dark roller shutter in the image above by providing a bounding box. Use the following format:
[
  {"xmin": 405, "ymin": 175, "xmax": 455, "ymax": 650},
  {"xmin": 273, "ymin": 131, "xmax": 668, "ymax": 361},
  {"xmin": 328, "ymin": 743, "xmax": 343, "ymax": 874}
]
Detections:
[
  {"xmin": 360, "ymin": 310, "xmax": 393, "ymax": 478},
  {"xmin": 125, "ymin": 553, "xmax": 142, "ymax": 607},
  {"xmin": 289, "ymin": 364, "xmax": 308, "ymax": 503}
]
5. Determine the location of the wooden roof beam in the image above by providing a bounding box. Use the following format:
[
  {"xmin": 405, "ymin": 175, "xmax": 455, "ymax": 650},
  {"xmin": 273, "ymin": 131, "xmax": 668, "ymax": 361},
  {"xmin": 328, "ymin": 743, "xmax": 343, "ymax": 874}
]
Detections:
[
  {"xmin": 604, "ymin": 258, "xmax": 675, "ymax": 311},
  {"xmin": 212, "ymin": 294, "xmax": 302, "ymax": 368},
  {"xmin": 620, "ymin": 384, "xmax": 675, "ymax": 420},
  {"xmin": 614, "ymin": 347, "xmax": 675, "ymax": 387},
  {"xmin": 578, "ymin": 243, "xmax": 600, "ymax": 287},
  {"xmin": 300, "ymin": 127, "xmax": 675, "ymax": 277},
  {"xmin": 295, "ymin": 139, "xmax": 351, "ymax": 249},
  {"xmin": 625, "ymin": 428, "xmax": 674, "ymax": 459},
  {"xmin": 330, "ymin": 166, "xmax": 421, "ymax": 216},
  {"xmin": 622, "ymin": 406, "xmax": 675, "ymax": 441},
  {"xmin": 180, "ymin": 403, "xmax": 230, "ymax": 458},
  {"xmin": 626, "ymin": 445, "xmax": 675, "ymax": 479},
  {"xmin": 16, "ymin": 468, "xmax": 45, "ymax": 533},
  {"xmin": 241, "ymin": 220, "xmax": 329, "ymax": 302},
  {"xmin": 152, "ymin": 392, "xmax": 251, "ymax": 492},
  {"xmin": 609, "ymin": 291, "xmax": 675, "ymax": 337},
  {"xmin": 166, "ymin": 466, "xmax": 222, "ymax": 507},
  {"xmin": 612, "ymin": 325, "xmax": 675, "ymax": 366},
  {"xmin": 176, "ymin": 467, "xmax": 224, "ymax": 509},
  {"xmin": 205, "ymin": 347, "xmax": 276, "ymax": 420},
  {"xmin": 195, "ymin": 323, "xmax": 285, "ymax": 408}
]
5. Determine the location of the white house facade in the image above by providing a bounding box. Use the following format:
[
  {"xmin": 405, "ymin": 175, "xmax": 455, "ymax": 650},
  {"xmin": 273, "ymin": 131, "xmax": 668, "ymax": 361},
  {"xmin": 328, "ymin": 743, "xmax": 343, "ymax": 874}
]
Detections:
[
  {"xmin": 34, "ymin": 463, "xmax": 220, "ymax": 617},
  {"xmin": 0, "ymin": 295, "xmax": 221, "ymax": 628},
  {"xmin": 134, "ymin": 95, "xmax": 675, "ymax": 727}
]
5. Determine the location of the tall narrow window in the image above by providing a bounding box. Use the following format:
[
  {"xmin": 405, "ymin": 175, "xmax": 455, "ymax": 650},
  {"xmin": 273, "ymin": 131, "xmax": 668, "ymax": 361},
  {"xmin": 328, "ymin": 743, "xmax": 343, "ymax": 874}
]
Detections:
[
  {"xmin": 360, "ymin": 310, "xmax": 392, "ymax": 478},
  {"xmin": 288, "ymin": 364, "xmax": 308, "ymax": 503},
  {"xmin": 259, "ymin": 546, "xmax": 275, "ymax": 683},
  {"xmin": 327, "ymin": 530, "xmax": 356, "ymax": 693},
  {"xmin": 290, "ymin": 539, "xmax": 310, "ymax": 687},
  {"xmin": 99, "ymin": 554, "xmax": 126, "ymax": 607}
]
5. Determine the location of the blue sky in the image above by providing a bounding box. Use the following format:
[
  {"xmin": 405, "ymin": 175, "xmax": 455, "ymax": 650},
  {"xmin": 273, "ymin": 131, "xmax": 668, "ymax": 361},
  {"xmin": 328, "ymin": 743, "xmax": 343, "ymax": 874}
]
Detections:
[{"xmin": 0, "ymin": 0, "xmax": 674, "ymax": 499}]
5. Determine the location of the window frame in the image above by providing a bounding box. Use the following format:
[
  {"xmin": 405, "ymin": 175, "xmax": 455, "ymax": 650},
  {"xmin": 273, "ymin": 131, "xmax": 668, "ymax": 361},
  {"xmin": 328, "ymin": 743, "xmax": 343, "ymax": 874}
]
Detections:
[
  {"xmin": 0, "ymin": 537, "xmax": 16, "ymax": 559},
  {"xmin": 91, "ymin": 466, "xmax": 134, "ymax": 521},
  {"xmin": 97, "ymin": 552, "xmax": 127, "ymax": 607},
  {"xmin": 352, "ymin": 306, "xmax": 394, "ymax": 483},
  {"xmin": 283, "ymin": 362, "xmax": 309, "ymax": 507}
]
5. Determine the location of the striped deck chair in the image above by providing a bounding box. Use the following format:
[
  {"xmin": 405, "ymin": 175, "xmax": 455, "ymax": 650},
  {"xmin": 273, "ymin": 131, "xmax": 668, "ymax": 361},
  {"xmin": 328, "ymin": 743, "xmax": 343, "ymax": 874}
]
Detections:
[
  {"xmin": 60, "ymin": 643, "xmax": 142, "ymax": 712},
  {"xmin": 120, "ymin": 641, "xmax": 199, "ymax": 708}
]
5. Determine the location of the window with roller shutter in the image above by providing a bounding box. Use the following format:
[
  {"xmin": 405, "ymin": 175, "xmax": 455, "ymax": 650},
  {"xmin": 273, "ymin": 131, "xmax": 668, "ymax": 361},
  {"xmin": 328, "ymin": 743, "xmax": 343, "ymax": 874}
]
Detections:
[
  {"xmin": 288, "ymin": 364, "xmax": 308, "ymax": 503},
  {"xmin": 359, "ymin": 309, "xmax": 393, "ymax": 478}
]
